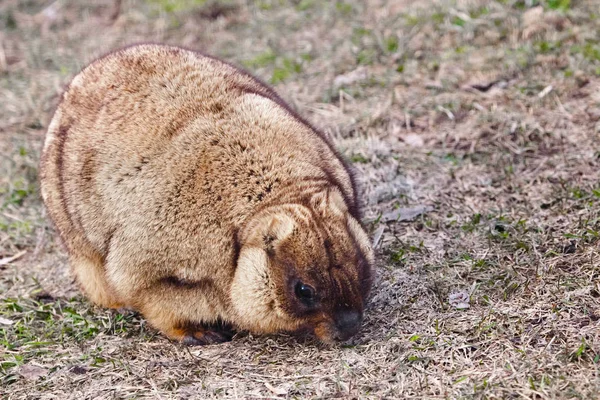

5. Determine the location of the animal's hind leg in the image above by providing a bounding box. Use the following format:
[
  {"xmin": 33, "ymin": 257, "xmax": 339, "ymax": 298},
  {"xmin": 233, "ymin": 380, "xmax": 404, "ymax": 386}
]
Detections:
[{"xmin": 70, "ymin": 252, "xmax": 123, "ymax": 309}]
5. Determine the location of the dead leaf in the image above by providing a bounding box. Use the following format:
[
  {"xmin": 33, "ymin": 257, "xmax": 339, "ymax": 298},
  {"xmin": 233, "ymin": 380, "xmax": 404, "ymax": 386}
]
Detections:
[
  {"xmin": 333, "ymin": 67, "xmax": 368, "ymax": 90},
  {"xmin": 264, "ymin": 382, "xmax": 287, "ymax": 396},
  {"xmin": 367, "ymin": 176, "xmax": 412, "ymax": 205},
  {"xmin": 522, "ymin": 7, "xmax": 570, "ymax": 40},
  {"xmin": 449, "ymin": 291, "xmax": 470, "ymax": 310},
  {"xmin": 0, "ymin": 250, "xmax": 26, "ymax": 267},
  {"xmin": 424, "ymin": 81, "xmax": 444, "ymax": 90},
  {"xmin": 522, "ymin": 6, "xmax": 544, "ymax": 39},
  {"xmin": 372, "ymin": 225, "xmax": 385, "ymax": 248},
  {"xmin": 380, "ymin": 205, "xmax": 433, "ymax": 223},
  {"xmin": 19, "ymin": 364, "xmax": 49, "ymax": 380},
  {"xmin": 464, "ymin": 79, "xmax": 505, "ymax": 93},
  {"xmin": 400, "ymin": 133, "xmax": 424, "ymax": 147},
  {"xmin": 0, "ymin": 317, "xmax": 13, "ymax": 326},
  {"xmin": 538, "ymin": 85, "xmax": 553, "ymax": 98}
]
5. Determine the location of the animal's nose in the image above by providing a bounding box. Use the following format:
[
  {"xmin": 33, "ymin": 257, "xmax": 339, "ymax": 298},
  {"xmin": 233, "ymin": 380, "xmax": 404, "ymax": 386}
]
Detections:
[{"xmin": 333, "ymin": 310, "xmax": 362, "ymax": 341}]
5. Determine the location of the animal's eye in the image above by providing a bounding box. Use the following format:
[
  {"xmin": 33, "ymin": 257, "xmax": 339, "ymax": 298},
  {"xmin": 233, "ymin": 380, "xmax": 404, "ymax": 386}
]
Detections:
[{"xmin": 294, "ymin": 282, "xmax": 315, "ymax": 302}]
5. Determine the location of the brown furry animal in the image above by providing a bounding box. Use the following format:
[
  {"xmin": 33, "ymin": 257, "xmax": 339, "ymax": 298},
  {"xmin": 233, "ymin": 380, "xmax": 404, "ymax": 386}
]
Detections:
[{"xmin": 40, "ymin": 44, "xmax": 374, "ymax": 345}]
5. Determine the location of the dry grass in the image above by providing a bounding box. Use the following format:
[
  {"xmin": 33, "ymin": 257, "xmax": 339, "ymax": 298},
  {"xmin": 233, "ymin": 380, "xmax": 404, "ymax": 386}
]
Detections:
[{"xmin": 1, "ymin": 0, "xmax": 600, "ymax": 398}]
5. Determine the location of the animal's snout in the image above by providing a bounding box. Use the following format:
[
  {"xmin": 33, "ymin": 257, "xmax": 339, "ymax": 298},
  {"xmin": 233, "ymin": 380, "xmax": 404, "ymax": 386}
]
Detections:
[{"xmin": 333, "ymin": 310, "xmax": 362, "ymax": 341}]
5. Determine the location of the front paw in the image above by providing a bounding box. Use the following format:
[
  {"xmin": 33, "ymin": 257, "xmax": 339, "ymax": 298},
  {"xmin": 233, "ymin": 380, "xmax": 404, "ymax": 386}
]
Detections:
[{"xmin": 175, "ymin": 321, "xmax": 235, "ymax": 346}]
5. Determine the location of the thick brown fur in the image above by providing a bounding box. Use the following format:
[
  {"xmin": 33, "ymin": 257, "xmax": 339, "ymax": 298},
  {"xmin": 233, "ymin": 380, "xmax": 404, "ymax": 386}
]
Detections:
[{"xmin": 39, "ymin": 44, "xmax": 374, "ymax": 344}]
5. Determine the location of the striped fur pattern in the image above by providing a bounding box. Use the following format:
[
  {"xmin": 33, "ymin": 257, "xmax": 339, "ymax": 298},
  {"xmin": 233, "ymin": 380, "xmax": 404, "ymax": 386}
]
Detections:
[{"xmin": 40, "ymin": 44, "xmax": 374, "ymax": 344}]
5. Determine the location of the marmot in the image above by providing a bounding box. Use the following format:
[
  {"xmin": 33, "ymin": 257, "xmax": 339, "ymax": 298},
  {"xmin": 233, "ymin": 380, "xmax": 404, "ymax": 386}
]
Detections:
[{"xmin": 40, "ymin": 44, "xmax": 374, "ymax": 345}]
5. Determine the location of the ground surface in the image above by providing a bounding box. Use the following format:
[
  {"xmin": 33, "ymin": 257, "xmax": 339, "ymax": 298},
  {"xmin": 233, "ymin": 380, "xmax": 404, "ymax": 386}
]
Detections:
[{"xmin": 1, "ymin": 0, "xmax": 599, "ymax": 398}]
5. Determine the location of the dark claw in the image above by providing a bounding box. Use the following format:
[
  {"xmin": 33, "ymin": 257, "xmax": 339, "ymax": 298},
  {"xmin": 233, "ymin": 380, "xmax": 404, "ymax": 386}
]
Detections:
[
  {"xmin": 204, "ymin": 330, "xmax": 234, "ymax": 343},
  {"xmin": 181, "ymin": 335, "xmax": 207, "ymax": 346},
  {"xmin": 181, "ymin": 329, "xmax": 234, "ymax": 346}
]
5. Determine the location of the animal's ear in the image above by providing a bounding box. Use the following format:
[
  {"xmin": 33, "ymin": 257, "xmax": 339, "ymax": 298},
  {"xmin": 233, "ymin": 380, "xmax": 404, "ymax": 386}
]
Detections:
[
  {"xmin": 241, "ymin": 212, "xmax": 295, "ymax": 252},
  {"xmin": 311, "ymin": 187, "xmax": 348, "ymax": 217}
]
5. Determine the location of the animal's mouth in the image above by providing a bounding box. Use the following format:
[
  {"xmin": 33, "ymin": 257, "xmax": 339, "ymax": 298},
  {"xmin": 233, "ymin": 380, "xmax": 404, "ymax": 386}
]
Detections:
[
  {"xmin": 313, "ymin": 323, "xmax": 359, "ymax": 343},
  {"xmin": 303, "ymin": 311, "xmax": 363, "ymax": 343}
]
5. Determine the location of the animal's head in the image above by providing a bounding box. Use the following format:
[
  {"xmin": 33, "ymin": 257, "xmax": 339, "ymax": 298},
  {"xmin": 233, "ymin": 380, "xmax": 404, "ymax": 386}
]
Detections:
[{"xmin": 230, "ymin": 187, "xmax": 374, "ymax": 342}]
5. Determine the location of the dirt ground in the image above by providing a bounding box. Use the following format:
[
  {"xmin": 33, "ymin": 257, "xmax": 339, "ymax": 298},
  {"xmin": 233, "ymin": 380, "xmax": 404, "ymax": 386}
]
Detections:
[{"xmin": 1, "ymin": 0, "xmax": 600, "ymax": 398}]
